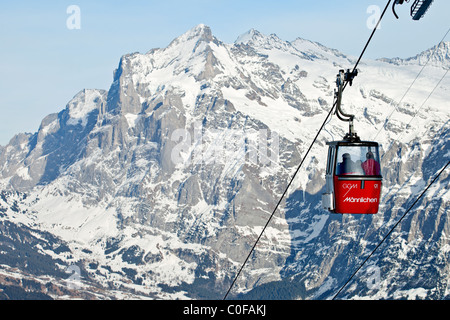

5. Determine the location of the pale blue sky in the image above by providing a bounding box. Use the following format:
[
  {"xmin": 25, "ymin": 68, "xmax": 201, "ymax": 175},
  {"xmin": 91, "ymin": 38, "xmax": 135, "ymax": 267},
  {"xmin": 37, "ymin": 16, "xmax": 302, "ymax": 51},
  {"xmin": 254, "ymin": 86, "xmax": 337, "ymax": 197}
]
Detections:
[{"xmin": 0, "ymin": 0, "xmax": 448, "ymax": 145}]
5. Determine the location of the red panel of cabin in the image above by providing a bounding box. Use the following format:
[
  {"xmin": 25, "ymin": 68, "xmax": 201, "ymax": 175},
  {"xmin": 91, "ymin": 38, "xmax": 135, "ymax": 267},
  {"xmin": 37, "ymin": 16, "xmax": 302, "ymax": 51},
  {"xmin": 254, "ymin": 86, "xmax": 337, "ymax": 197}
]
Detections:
[{"xmin": 333, "ymin": 178, "xmax": 381, "ymax": 214}]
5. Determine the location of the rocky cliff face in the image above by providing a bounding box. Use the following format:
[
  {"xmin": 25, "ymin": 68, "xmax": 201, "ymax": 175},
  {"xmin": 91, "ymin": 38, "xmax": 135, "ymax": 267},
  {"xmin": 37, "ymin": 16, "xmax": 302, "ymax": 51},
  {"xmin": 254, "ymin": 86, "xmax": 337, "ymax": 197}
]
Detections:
[{"xmin": 0, "ymin": 25, "xmax": 449, "ymax": 299}]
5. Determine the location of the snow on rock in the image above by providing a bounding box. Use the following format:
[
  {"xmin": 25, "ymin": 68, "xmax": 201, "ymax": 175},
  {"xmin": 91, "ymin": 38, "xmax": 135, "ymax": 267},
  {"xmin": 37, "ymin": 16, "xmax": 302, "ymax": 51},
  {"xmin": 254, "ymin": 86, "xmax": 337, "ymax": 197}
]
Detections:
[{"xmin": 66, "ymin": 89, "xmax": 106, "ymax": 126}]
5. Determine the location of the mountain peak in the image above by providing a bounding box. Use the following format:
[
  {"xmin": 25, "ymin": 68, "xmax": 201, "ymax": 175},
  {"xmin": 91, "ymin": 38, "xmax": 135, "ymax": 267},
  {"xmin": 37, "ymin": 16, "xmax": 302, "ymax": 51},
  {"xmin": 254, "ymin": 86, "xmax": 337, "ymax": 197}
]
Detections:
[
  {"xmin": 234, "ymin": 28, "xmax": 264, "ymax": 45},
  {"xmin": 168, "ymin": 24, "xmax": 216, "ymax": 48},
  {"xmin": 378, "ymin": 41, "xmax": 450, "ymax": 68},
  {"xmin": 415, "ymin": 40, "xmax": 450, "ymax": 67},
  {"xmin": 234, "ymin": 28, "xmax": 284, "ymax": 48},
  {"xmin": 187, "ymin": 23, "xmax": 213, "ymax": 39}
]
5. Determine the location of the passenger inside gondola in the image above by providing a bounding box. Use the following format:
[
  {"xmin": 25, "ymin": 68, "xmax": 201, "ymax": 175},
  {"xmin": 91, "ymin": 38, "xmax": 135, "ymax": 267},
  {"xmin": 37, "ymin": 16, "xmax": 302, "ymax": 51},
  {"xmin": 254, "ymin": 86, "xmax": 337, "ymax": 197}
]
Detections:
[
  {"xmin": 362, "ymin": 151, "xmax": 381, "ymax": 176},
  {"xmin": 336, "ymin": 147, "xmax": 380, "ymax": 176},
  {"xmin": 337, "ymin": 153, "xmax": 358, "ymax": 175}
]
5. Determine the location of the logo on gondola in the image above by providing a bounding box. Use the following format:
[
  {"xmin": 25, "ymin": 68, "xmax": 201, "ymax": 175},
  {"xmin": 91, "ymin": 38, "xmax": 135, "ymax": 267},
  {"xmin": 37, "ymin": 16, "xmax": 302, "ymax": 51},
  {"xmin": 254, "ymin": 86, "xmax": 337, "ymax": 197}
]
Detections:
[
  {"xmin": 342, "ymin": 183, "xmax": 358, "ymax": 197},
  {"xmin": 342, "ymin": 183, "xmax": 358, "ymax": 189},
  {"xmin": 343, "ymin": 197, "xmax": 378, "ymax": 203}
]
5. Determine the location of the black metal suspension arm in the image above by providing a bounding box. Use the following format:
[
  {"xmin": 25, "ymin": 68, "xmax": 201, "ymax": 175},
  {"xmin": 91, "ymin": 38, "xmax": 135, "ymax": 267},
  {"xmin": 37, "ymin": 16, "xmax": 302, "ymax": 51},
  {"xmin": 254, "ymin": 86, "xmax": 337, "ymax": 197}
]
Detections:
[
  {"xmin": 334, "ymin": 70, "xmax": 354, "ymax": 123},
  {"xmin": 392, "ymin": 0, "xmax": 406, "ymax": 19}
]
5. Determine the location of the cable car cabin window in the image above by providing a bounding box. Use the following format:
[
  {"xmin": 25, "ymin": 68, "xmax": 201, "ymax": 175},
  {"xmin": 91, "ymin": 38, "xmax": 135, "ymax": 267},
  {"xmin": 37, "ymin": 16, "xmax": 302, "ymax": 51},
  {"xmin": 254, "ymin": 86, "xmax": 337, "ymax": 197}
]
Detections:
[{"xmin": 335, "ymin": 146, "xmax": 381, "ymax": 176}]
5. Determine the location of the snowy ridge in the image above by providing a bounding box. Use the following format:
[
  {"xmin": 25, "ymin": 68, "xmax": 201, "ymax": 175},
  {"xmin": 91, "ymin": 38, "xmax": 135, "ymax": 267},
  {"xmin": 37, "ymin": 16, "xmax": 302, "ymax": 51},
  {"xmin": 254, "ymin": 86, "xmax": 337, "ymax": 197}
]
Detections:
[{"xmin": 378, "ymin": 41, "xmax": 450, "ymax": 69}]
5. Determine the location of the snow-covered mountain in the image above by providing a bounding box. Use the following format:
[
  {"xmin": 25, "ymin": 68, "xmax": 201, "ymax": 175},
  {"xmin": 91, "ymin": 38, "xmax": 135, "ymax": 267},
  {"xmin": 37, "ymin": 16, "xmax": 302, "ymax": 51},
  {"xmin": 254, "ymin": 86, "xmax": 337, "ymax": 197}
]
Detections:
[
  {"xmin": 378, "ymin": 41, "xmax": 450, "ymax": 69},
  {"xmin": 0, "ymin": 24, "xmax": 449, "ymax": 300}
]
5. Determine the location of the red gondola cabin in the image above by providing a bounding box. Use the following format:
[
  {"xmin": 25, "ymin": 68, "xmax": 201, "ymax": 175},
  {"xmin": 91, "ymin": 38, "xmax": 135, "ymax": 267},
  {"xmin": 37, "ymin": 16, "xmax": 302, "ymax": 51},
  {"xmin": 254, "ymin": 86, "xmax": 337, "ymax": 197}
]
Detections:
[{"xmin": 322, "ymin": 139, "xmax": 382, "ymax": 214}]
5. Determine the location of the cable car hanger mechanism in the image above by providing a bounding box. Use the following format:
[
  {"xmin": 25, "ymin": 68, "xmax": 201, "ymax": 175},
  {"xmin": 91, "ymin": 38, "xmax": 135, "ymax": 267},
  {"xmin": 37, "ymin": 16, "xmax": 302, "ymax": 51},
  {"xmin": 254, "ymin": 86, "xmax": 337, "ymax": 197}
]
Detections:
[{"xmin": 334, "ymin": 69, "xmax": 360, "ymax": 142}]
